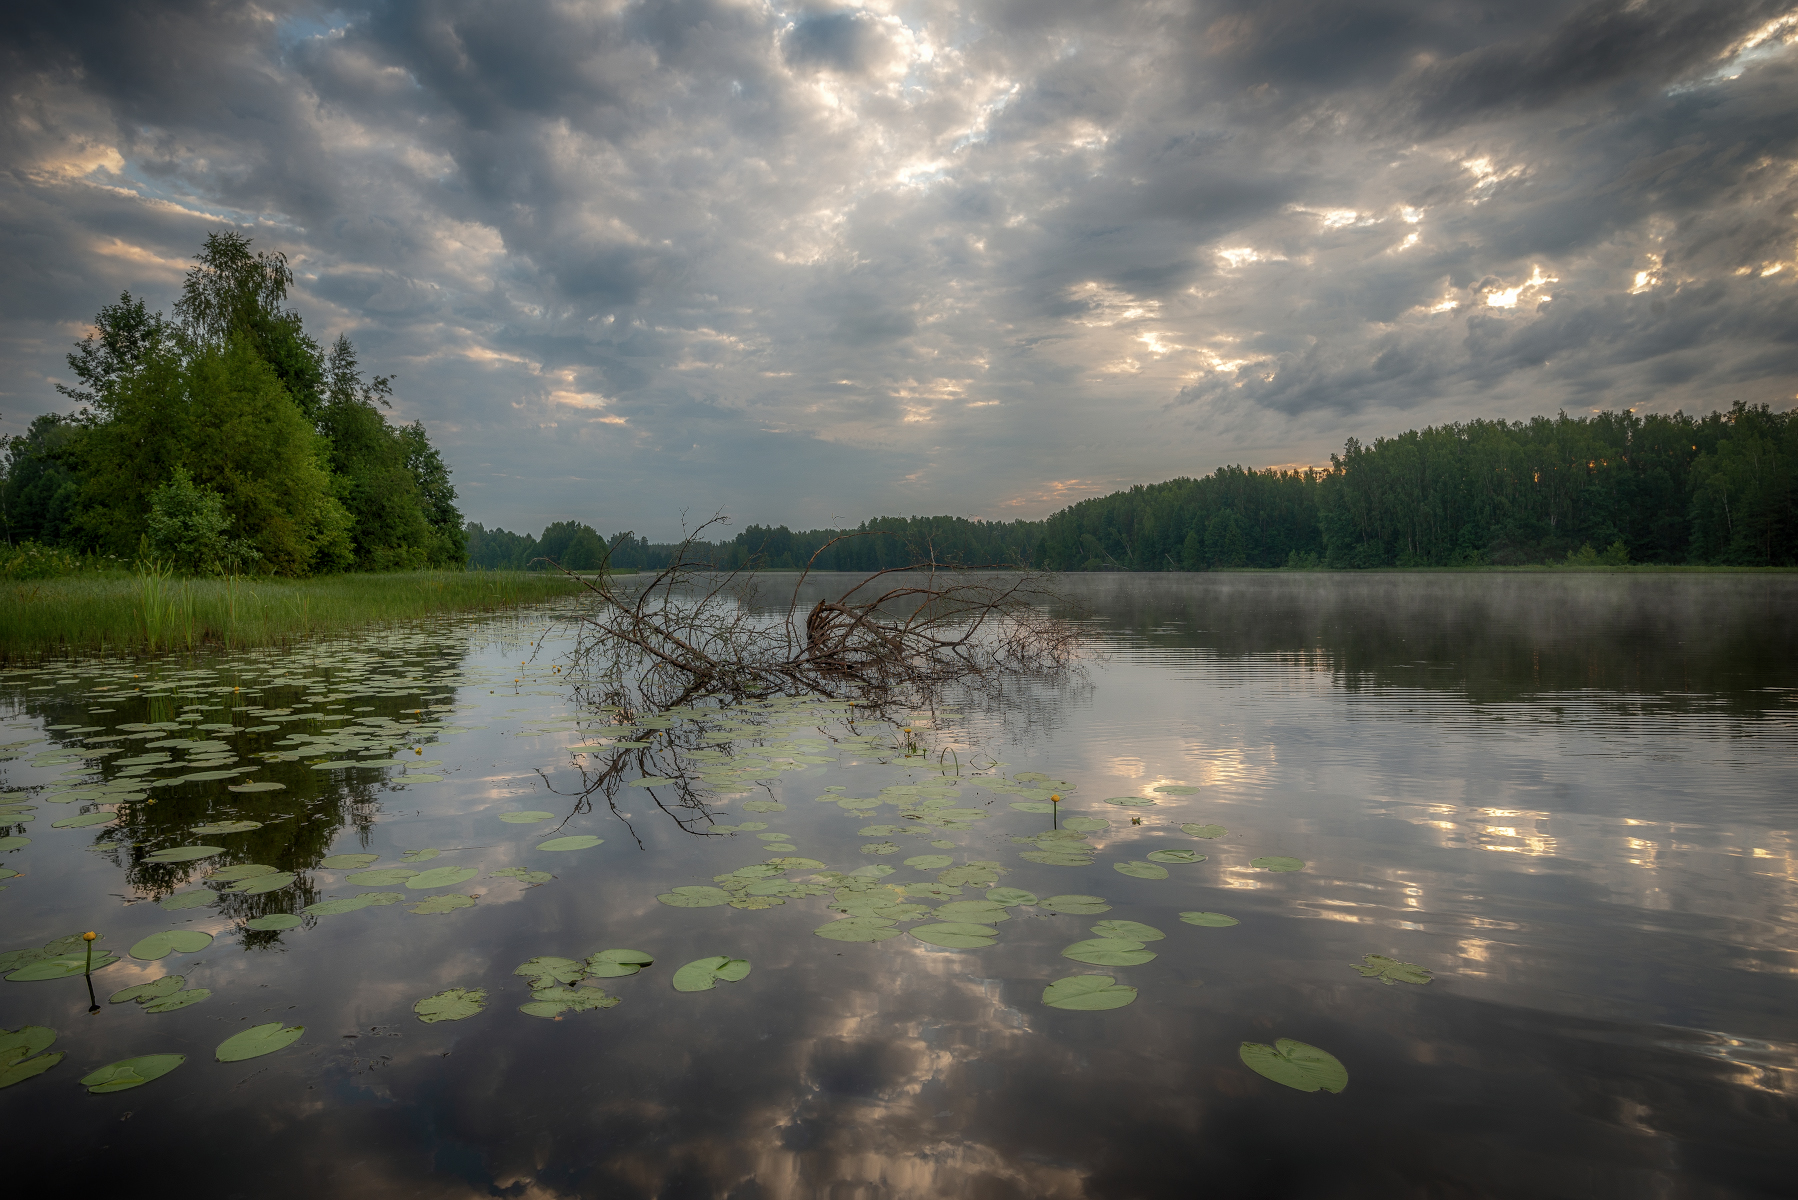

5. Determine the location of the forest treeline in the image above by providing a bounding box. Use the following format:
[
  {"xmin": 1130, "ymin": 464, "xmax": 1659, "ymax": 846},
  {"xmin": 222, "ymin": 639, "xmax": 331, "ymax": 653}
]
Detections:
[
  {"xmin": 0, "ymin": 233, "xmax": 463, "ymax": 576},
  {"xmin": 470, "ymin": 403, "xmax": 1797, "ymax": 572}
]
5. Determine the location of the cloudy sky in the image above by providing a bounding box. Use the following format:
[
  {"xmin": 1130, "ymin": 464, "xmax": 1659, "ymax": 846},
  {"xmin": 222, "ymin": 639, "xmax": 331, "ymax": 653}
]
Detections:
[{"xmin": 3, "ymin": 1, "xmax": 1796, "ymax": 537}]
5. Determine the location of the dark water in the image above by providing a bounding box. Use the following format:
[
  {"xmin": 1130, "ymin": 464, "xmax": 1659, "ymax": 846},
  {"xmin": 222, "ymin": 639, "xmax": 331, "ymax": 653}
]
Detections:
[{"xmin": 2, "ymin": 573, "xmax": 1795, "ymax": 1199}]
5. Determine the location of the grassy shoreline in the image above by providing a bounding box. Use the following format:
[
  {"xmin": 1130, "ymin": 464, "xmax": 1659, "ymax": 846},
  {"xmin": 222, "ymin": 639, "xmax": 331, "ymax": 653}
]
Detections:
[{"xmin": 1, "ymin": 570, "xmax": 587, "ymax": 661}]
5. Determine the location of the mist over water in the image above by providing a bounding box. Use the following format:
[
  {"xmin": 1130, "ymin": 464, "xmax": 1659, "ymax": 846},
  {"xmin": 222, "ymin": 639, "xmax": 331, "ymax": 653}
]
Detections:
[{"xmin": 1, "ymin": 574, "xmax": 1793, "ymax": 1198}]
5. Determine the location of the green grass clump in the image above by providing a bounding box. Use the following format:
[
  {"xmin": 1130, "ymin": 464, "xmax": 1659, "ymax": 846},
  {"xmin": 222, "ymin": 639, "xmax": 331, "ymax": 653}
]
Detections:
[{"xmin": 0, "ymin": 570, "xmax": 586, "ymax": 660}]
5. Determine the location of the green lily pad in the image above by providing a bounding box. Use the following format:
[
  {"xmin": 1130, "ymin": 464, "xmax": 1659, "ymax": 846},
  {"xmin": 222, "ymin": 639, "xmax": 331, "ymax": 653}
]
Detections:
[
  {"xmin": 1010, "ymin": 801, "xmax": 1055, "ymax": 812},
  {"xmin": 51, "ymin": 810, "xmax": 116, "ymax": 829},
  {"xmin": 226, "ymin": 781, "xmax": 285, "ymax": 793},
  {"xmin": 405, "ymin": 866, "xmax": 479, "ymax": 889},
  {"xmin": 1062, "ymin": 817, "xmax": 1108, "ymax": 833},
  {"xmin": 80, "ymin": 1054, "xmax": 184, "ymax": 1092},
  {"xmin": 1152, "ymin": 785, "xmax": 1199, "ymax": 794},
  {"xmin": 1061, "ymin": 937, "xmax": 1157, "ymax": 966},
  {"xmin": 1103, "ymin": 796, "xmax": 1155, "ymax": 807},
  {"xmin": 192, "ymin": 821, "xmax": 262, "ymax": 835},
  {"xmin": 0, "ymin": 836, "xmax": 29, "ymax": 851},
  {"xmin": 537, "ymin": 835, "xmax": 603, "ymax": 852},
  {"xmin": 401, "ymin": 848, "xmax": 440, "ymax": 862},
  {"xmin": 1181, "ymin": 823, "xmax": 1227, "ymax": 838},
  {"xmin": 129, "ymin": 930, "xmax": 213, "ymax": 960},
  {"xmin": 814, "ymin": 918, "xmax": 902, "ymax": 942},
  {"xmin": 1251, "ymin": 856, "xmax": 1305, "ymax": 872},
  {"xmin": 902, "ymin": 881, "xmax": 962, "ymax": 899},
  {"xmin": 672, "ymin": 956, "xmax": 751, "ymax": 992},
  {"xmin": 397, "ymin": 774, "xmax": 445, "ymax": 783},
  {"xmin": 1179, "ymin": 911, "xmax": 1239, "ymax": 927},
  {"xmin": 1039, "ymin": 894, "xmax": 1111, "ymax": 914},
  {"xmin": 229, "ymin": 871, "xmax": 296, "ymax": 895},
  {"xmin": 111, "ymin": 977, "xmax": 183, "ymax": 1004},
  {"xmin": 1146, "ymin": 849, "xmax": 1203, "ymax": 864},
  {"xmin": 934, "ymin": 900, "xmax": 1011, "ymax": 922},
  {"xmin": 499, "ymin": 811, "xmax": 555, "ymax": 823},
  {"xmin": 909, "ymin": 922, "xmax": 997, "ymax": 949},
  {"xmin": 158, "ymin": 891, "xmax": 213, "ymax": 911},
  {"xmin": 143, "ymin": 987, "xmax": 211, "ymax": 1013},
  {"xmin": 1239, "ymin": 1038, "xmax": 1347, "ymax": 1093},
  {"xmin": 216, "ymin": 1022, "xmax": 304, "ymax": 1062},
  {"xmin": 861, "ymin": 841, "xmax": 900, "ymax": 855},
  {"xmin": 903, "ymin": 854, "xmax": 953, "ymax": 870},
  {"xmin": 1021, "ymin": 851, "xmax": 1093, "ymax": 866},
  {"xmin": 489, "ymin": 868, "xmax": 553, "ymax": 884},
  {"xmin": 1353, "ymin": 954, "xmax": 1432, "ymax": 985},
  {"xmin": 586, "ymin": 949, "xmax": 654, "ymax": 977},
  {"xmin": 181, "ymin": 770, "xmax": 244, "ymax": 782},
  {"xmin": 1092, "ymin": 920, "xmax": 1165, "ymax": 941},
  {"xmin": 209, "ymin": 864, "xmax": 278, "ymax": 882},
  {"xmin": 520, "ymin": 986, "xmax": 619, "ymax": 1017},
  {"xmin": 515, "ymin": 956, "xmax": 586, "ymax": 987},
  {"xmin": 1042, "ymin": 975, "xmax": 1137, "ymax": 1010},
  {"xmin": 244, "ymin": 914, "xmax": 302, "ymax": 931},
  {"xmin": 1114, "ymin": 861, "xmax": 1169, "ymax": 880},
  {"xmin": 415, "ymin": 987, "xmax": 487, "ymax": 1023},
  {"xmin": 346, "ymin": 868, "xmax": 418, "ymax": 885},
  {"xmin": 986, "ymin": 888, "xmax": 1039, "ymax": 907},
  {"xmin": 0, "ymin": 1026, "xmax": 61, "ymax": 1089},
  {"xmin": 764, "ymin": 857, "xmax": 824, "ymax": 870},
  {"xmin": 142, "ymin": 846, "xmax": 223, "ymax": 863},
  {"xmin": 304, "ymin": 891, "xmax": 403, "ymax": 916},
  {"xmin": 320, "ymin": 854, "xmax": 379, "ymax": 869},
  {"xmin": 408, "ymin": 893, "xmax": 475, "ymax": 914}
]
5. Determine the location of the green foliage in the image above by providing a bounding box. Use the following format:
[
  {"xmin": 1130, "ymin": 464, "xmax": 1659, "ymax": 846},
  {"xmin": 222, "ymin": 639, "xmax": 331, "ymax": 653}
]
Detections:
[
  {"xmin": 0, "ymin": 542, "xmax": 86, "ymax": 581},
  {"xmin": 145, "ymin": 467, "xmax": 261, "ymax": 575}
]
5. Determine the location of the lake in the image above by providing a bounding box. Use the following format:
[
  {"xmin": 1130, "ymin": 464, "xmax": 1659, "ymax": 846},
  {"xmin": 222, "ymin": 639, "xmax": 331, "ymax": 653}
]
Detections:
[{"xmin": 2, "ymin": 572, "xmax": 1794, "ymax": 1198}]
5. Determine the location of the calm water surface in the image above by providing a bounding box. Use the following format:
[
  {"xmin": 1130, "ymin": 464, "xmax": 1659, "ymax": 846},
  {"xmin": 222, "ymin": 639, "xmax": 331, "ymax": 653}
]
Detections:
[{"xmin": 2, "ymin": 573, "xmax": 1794, "ymax": 1199}]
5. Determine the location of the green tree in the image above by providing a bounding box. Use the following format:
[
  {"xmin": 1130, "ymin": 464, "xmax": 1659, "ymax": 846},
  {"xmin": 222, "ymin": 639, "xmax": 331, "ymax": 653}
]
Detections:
[
  {"xmin": 144, "ymin": 466, "xmax": 261, "ymax": 574},
  {"xmin": 174, "ymin": 232, "xmax": 326, "ymax": 420}
]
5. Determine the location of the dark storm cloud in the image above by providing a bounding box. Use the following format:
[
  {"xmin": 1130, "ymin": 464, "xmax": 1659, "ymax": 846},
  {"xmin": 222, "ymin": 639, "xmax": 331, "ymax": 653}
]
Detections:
[{"xmin": 2, "ymin": 0, "xmax": 1794, "ymax": 534}]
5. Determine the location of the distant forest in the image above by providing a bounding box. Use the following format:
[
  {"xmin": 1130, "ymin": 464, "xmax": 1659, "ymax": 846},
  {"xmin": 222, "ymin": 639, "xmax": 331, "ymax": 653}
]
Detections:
[
  {"xmin": 470, "ymin": 403, "xmax": 1797, "ymax": 572},
  {"xmin": 0, "ymin": 233, "xmax": 464, "ymax": 575}
]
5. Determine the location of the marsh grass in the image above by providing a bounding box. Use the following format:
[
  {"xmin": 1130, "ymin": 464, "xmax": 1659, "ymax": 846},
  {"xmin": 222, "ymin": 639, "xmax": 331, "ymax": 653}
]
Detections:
[{"xmin": 1, "ymin": 569, "xmax": 584, "ymax": 660}]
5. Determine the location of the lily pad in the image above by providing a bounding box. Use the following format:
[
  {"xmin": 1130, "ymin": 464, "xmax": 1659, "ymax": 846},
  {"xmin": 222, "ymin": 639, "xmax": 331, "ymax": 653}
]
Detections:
[
  {"xmin": 244, "ymin": 914, "xmax": 302, "ymax": 932},
  {"xmin": 1353, "ymin": 954, "xmax": 1432, "ymax": 986},
  {"xmin": 405, "ymin": 866, "xmax": 479, "ymax": 889},
  {"xmin": 1038, "ymin": 894, "xmax": 1111, "ymax": 914},
  {"xmin": 672, "ymin": 956, "xmax": 751, "ymax": 992},
  {"xmin": 129, "ymin": 930, "xmax": 213, "ymax": 960},
  {"xmin": 1042, "ymin": 975, "xmax": 1137, "ymax": 1010},
  {"xmin": 1239, "ymin": 1038, "xmax": 1347, "ymax": 1093},
  {"xmin": 1251, "ymin": 856, "xmax": 1305, "ymax": 872},
  {"xmin": 1092, "ymin": 919, "xmax": 1165, "ymax": 941},
  {"xmin": 1179, "ymin": 911, "xmax": 1239, "ymax": 927},
  {"xmin": 51, "ymin": 811, "xmax": 116, "ymax": 829},
  {"xmin": 520, "ymin": 987, "xmax": 619, "ymax": 1018},
  {"xmin": 1010, "ymin": 801, "xmax": 1055, "ymax": 812},
  {"xmin": 903, "ymin": 854, "xmax": 953, "ymax": 870},
  {"xmin": 320, "ymin": 854, "xmax": 379, "ymax": 869},
  {"xmin": 1114, "ymin": 861, "xmax": 1169, "ymax": 880},
  {"xmin": 1103, "ymin": 796, "xmax": 1155, "ymax": 807},
  {"xmin": 408, "ymin": 893, "xmax": 475, "ymax": 914},
  {"xmin": 499, "ymin": 811, "xmax": 555, "ymax": 823},
  {"xmin": 216, "ymin": 1022, "xmax": 304, "ymax": 1062},
  {"xmin": 208, "ymin": 864, "xmax": 278, "ymax": 882},
  {"xmin": 80, "ymin": 1054, "xmax": 184, "ymax": 1093},
  {"xmin": 1062, "ymin": 817, "xmax": 1109, "ymax": 832},
  {"xmin": 401, "ymin": 848, "xmax": 440, "ymax": 862},
  {"xmin": 143, "ymin": 987, "xmax": 211, "ymax": 1013},
  {"xmin": 347, "ymin": 867, "xmax": 418, "ymax": 885},
  {"xmin": 1146, "ymin": 849, "xmax": 1203, "ymax": 864},
  {"xmin": 1061, "ymin": 937, "xmax": 1157, "ymax": 966},
  {"xmin": 0, "ymin": 836, "xmax": 29, "ymax": 851},
  {"xmin": 490, "ymin": 868, "xmax": 554, "ymax": 884},
  {"xmin": 1021, "ymin": 851, "xmax": 1093, "ymax": 866},
  {"xmin": 515, "ymin": 956, "xmax": 586, "ymax": 987},
  {"xmin": 304, "ymin": 891, "xmax": 403, "ymax": 916},
  {"xmin": 226, "ymin": 781, "xmax": 286, "ymax": 793},
  {"xmin": 1151, "ymin": 784, "xmax": 1199, "ymax": 794},
  {"xmin": 229, "ymin": 871, "xmax": 296, "ymax": 895},
  {"xmin": 142, "ymin": 846, "xmax": 224, "ymax": 863},
  {"xmin": 909, "ymin": 922, "xmax": 998, "ymax": 949},
  {"xmin": 586, "ymin": 949, "xmax": 654, "ymax": 977},
  {"xmin": 415, "ymin": 987, "xmax": 488, "ymax": 1023},
  {"xmin": 0, "ymin": 1026, "xmax": 61, "ymax": 1089},
  {"xmin": 192, "ymin": 821, "xmax": 262, "ymax": 835},
  {"xmin": 537, "ymin": 835, "xmax": 603, "ymax": 852},
  {"xmin": 814, "ymin": 918, "xmax": 902, "ymax": 942},
  {"xmin": 934, "ymin": 900, "xmax": 1011, "ymax": 922},
  {"xmin": 1181, "ymin": 823, "xmax": 1227, "ymax": 839},
  {"xmin": 158, "ymin": 891, "xmax": 213, "ymax": 912},
  {"xmin": 396, "ymin": 774, "xmax": 444, "ymax": 783},
  {"xmin": 986, "ymin": 887, "xmax": 1039, "ymax": 907}
]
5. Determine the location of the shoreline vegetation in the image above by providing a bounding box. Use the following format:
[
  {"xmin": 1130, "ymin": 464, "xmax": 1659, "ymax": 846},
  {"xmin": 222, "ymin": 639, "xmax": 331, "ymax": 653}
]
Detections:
[{"xmin": 0, "ymin": 570, "xmax": 585, "ymax": 662}]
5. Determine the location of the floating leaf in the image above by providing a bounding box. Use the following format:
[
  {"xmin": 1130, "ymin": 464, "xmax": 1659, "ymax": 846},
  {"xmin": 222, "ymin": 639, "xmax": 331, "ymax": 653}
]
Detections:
[
  {"xmin": 861, "ymin": 841, "xmax": 900, "ymax": 855},
  {"xmin": 909, "ymin": 922, "xmax": 997, "ymax": 949},
  {"xmin": 209, "ymin": 864, "xmax": 277, "ymax": 882},
  {"xmin": 1146, "ymin": 849, "xmax": 1203, "ymax": 864},
  {"xmin": 934, "ymin": 900, "xmax": 1010, "ymax": 922},
  {"xmin": 537, "ymin": 835, "xmax": 603, "ymax": 852},
  {"xmin": 1010, "ymin": 801, "xmax": 1055, "ymax": 813},
  {"xmin": 515, "ymin": 956, "xmax": 586, "ymax": 987},
  {"xmin": 129, "ymin": 930, "xmax": 213, "ymax": 960},
  {"xmin": 0, "ymin": 1026, "xmax": 61, "ymax": 1089},
  {"xmin": 414, "ymin": 987, "xmax": 487, "ymax": 1023},
  {"xmin": 1239, "ymin": 1039, "xmax": 1347, "ymax": 1093},
  {"xmin": 903, "ymin": 854, "xmax": 953, "ymax": 870},
  {"xmin": 181, "ymin": 770, "xmax": 244, "ymax": 782},
  {"xmin": 1021, "ymin": 851, "xmax": 1093, "ymax": 866},
  {"xmin": 80, "ymin": 1054, "xmax": 184, "ymax": 1093},
  {"xmin": 1181, "ymin": 823, "xmax": 1227, "ymax": 839},
  {"xmin": 244, "ymin": 914, "xmax": 302, "ymax": 932},
  {"xmin": 143, "ymin": 987, "xmax": 211, "ymax": 1013},
  {"xmin": 158, "ymin": 891, "xmax": 213, "ymax": 912},
  {"xmin": 986, "ymin": 887, "xmax": 1039, "ymax": 907},
  {"xmin": 1061, "ymin": 937, "xmax": 1157, "ymax": 966},
  {"xmin": 400, "ymin": 849, "xmax": 441, "ymax": 862},
  {"xmin": 4, "ymin": 943, "xmax": 118, "ymax": 980},
  {"xmin": 320, "ymin": 854, "xmax": 378, "ymax": 869},
  {"xmin": 586, "ymin": 949, "xmax": 654, "ymax": 977},
  {"xmin": 1152, "ymin": 785, "xmax": 1199, "ymax": 794},
  {"xmin": 764, "ymin": 856, "xmax": 824, "ymax": 870},
  {"xmin": 408, "ymin": 893, "xmax": 475, "ymax": 914},
  {"xmin": 216, "ymin": 1022, "xmax": 304, "ymax": 1062},
  {"xmin": 398, "ymin": 774, "xmax": 445, "ymax": 783},
  {"xmin": 229, "ymin": 871, "xmax": 296, "ymax": 895},
  {"xmin": 1114, "ymin": 861, "xmax": 1169, "ymax": 880},
  {"xmin": 304, "ymin": 891, "xmax": 403, "ymax": 916},
  {"xmin": 0, "ymin": 836, "xmax": 29, "ymax": 851},
  {"xmin": 520, "ymin": 987, "xmax": 619, "ymax": 1017},
  {"xmin": 1103, "ymin": 796, "xmax": 1154, "ymax": 807},
  {"xmin": 672, "ymin": 956, "xmax": 751, "ymax": 992},
  {"xmin": 1353, "ymin": 955, "xmax": 1432, "ymax": 986},
  {"xmin": 499, "ymin": 811, "xmax": 555, "ymax": 823},
  {"xmin": 1038, "ymin": 894, "xmax": 1110, "ymax": 915},
  {"xmin": 51, "ymin": 811, "xmax": 116, "ymax": 829},
  {"xmin": 902, "ymin": 881, "xmax": 962, "ymax": 900},
  {"xmin": 1092, "ymin": 920, "xmax": 1165, "ymax": 942},
  {"xmin": 110, "ymin": 977, "xmax": 183, "ymax": 1004},
  {"xmin": 814, "ymin": 918, "xmax": 902, "ymax": 942},
  {"xmin": 1042, "ymin": 975, "xmax": 1137, "ymax": 1010},
  {"xmin": 1179, "ymin": 911, "xmax": 1239, "ymax": 927},
  {"xmin": 347, "ymin": 867, "xmax": 418, "ymax": 885},
  {"xmin": 226, "ymin": 782, "xmax": 285, "ymax": 793},
  {"xmin": 1251, "ymin": 856, "xmax": 1305, "ymax": 873},
  {"xmin": 142, "ymin": 845, "xmax": 223, "ymax": 863},
  {"xmin": 490, "ymin": 868, "xmax": 554, "ymax": 885},
  {"xmin": 406, "ymin": 866, "xmax": 479, "ymax": 889},
  {"xmin": 1060, "ymin": 817, "xmax": 1108, "ymax": 832},
  {"xmin": 740, "ymin": 800, "xmax": 785, "ymax": 813},
  {"xmin": 192, "ymin": 821, "xmax": 262, "ymax": 835}
]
